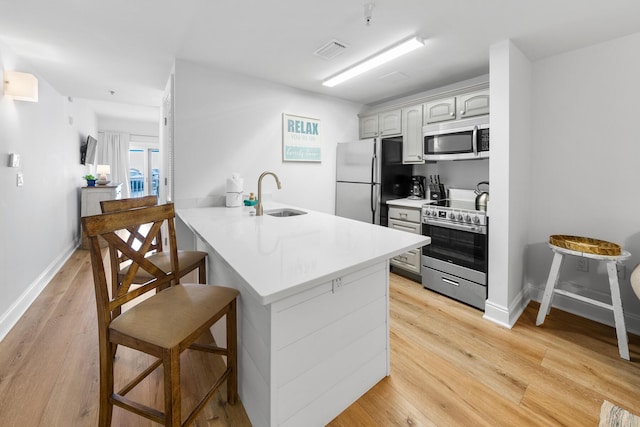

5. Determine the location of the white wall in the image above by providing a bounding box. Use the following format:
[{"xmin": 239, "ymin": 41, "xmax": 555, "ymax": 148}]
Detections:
[
  {"xmin": 172, "ymin": 59, "xmax": 362, "ymax": 213},
  {"xmin": 98, "ymin": 116, "xmax": 159, "ymax": 138},
  {"xmin": 0, "ymin": 42, "xmax": 98, "ymax": 340},
  {"xmin": 412, "ymin": 159, "xmax": 489, "ymax": 192},
  {"xmin": 527, "ymin": 32, "xmax": 640, "ymax": 332},
  {"xmin": 484, "ymin": 40, "xmax": 533, "ymax": 328}
]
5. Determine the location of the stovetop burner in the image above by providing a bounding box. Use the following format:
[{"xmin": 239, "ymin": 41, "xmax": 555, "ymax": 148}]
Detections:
[{"xmin": 422, "ymin": 189, "xmax": 487, "ymax": 231}]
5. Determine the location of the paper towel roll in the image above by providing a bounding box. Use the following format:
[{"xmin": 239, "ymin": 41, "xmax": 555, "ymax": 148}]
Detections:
[
  {"xmin": 226, "ymin": 192, "xmax": 243, "ymax": 207},
  {"xmin": 226, "ymin": 173, "xmax": 243, "ymax": 193}
]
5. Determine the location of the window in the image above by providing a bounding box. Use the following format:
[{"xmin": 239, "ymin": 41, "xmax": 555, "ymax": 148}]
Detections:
[{"xmin": 129, "ymin": 141, "xmax": 160, "ymax": 198}]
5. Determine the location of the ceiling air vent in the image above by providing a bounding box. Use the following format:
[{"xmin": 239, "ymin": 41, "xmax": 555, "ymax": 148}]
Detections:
[
  {"xmin": 379, "ymin": 71, "xmax": 409, "ymax": 82},
  {"xmin": 314, "ymin": 39, "xmax": 348, "ymax": 60}
]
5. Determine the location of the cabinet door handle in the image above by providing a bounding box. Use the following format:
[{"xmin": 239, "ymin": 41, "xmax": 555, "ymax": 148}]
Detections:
[
  {"xmin": 392, "ymin": 223, "xmax": 417, "ymax": 232},
  {"xmin": 450, "ymin": 112, "xmax": 455, "ymax": 117},
  {"xmin": 460, "ymin": 110, "xmax": 465, "ymax": 115}
]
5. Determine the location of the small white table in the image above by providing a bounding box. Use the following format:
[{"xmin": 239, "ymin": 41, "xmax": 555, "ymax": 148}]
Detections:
[{"xmin": 536, "ymin": 242, "xmax": 631, "ymax": 360}]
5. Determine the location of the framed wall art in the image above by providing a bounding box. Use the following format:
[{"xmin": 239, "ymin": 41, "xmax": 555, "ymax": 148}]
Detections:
[{"xmin": 282, "ymin": 113, "xmax": 321, "ymax": 162}]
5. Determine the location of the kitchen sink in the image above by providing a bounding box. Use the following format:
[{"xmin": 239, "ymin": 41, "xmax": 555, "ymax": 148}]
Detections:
[{"xmin": 265, "ymin": 208, "xmax": 307, "ymax": 217}]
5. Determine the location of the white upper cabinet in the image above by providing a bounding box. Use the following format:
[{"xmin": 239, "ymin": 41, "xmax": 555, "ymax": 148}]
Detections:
[
  {"xmin": 378, "ymin": 109, "xmax": 402, "ymax": 137},
  {"xmin": 359, "ymin": 109, "xmax": 402, "ymax": 139},
  {"xmin": 402, "ymin": 104, "xmax": 424, "ymax": 164},
  {"xmin": 359, "ymin": 86, "xmax": 488, "ymax": 162},
  {"xmin": 359, "ymin": 114, "xmax": 379, "ymax": 139},
  {"xmin": 424, "ymin": 88, "xmax": 490, "ymax": 123},
  {"xmin": 424, "ymin": 96, "xmax": 457, "ymax": 124},
  {"xmin": 458, "ymin": 89, "xmax": 490, "ymax": 119}
]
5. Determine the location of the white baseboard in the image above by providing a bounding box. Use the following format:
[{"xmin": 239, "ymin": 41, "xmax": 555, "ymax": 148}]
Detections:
[
  {"xmin": 484, "ymin": 287, "xmax": 530, "ymax": 329},
  {"xmin": 0, "ymin": 242, "xmax": 78, "ymax": 342},
  {"xmin": 528, "ymin": 283, "xmax": 640, "ymax": 336}
]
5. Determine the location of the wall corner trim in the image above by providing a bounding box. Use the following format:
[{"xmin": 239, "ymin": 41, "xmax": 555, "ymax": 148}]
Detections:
[
  {"xmin": 483, "ymin": 301, "xmax": 512, "ymax": 328},
  {"xmin": 484, "ymin": 290, "xmax": 530, "ymax": 329}
]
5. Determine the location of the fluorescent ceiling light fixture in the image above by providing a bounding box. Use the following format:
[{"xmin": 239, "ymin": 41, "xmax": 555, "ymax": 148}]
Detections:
[
  {"xmin": 322, "ymin": 36, "xmax": 424, "ymax": 87},
  {"xmin": 3, "ymin": 70, "xmax": 39, "ymax": 102}
]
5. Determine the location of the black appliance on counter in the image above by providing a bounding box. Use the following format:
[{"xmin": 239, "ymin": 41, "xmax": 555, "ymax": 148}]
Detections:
[
  {"xmin": 408, "ymin": 175, "xmax": 426, "ymax": 199},
  {"xmin": 336, "ymin": 137, "xmax": 412, "ymax": 226}
]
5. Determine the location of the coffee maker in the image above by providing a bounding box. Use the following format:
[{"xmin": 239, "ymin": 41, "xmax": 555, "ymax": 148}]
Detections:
[{"xmin": 408, "ymin": 176, "xmax": 426, "ymax": 199}]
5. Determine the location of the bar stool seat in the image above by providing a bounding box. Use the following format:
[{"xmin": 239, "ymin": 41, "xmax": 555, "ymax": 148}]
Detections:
[{"xmin": 536, "ymin": 238, "xmax": 631, "ymax": 360}]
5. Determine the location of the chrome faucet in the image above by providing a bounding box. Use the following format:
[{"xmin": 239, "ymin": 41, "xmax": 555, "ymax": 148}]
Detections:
[{"xmin": 255, "ymin": 171, "xmax": 282, "ymax": 216}]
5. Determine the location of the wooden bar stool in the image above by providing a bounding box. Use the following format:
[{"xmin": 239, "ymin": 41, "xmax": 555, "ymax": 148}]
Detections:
[
  {"xmin": 101, "ymin": 195, "xmax": 208, "ymax": 285},
  {"xmin": 536, "ymin": 235, "xmax": 631, "ymax": 360},
  {"xmin": 82, "ymin": 203, "xmax": 238, "ymax": 426},
  {"xmin": 100, "ymin": 196, "xmax": 208, "ymax": 329}
]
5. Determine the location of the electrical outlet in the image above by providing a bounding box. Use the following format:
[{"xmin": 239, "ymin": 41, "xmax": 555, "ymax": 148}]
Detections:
[
  {"xmin": 576, "ymin": 257, "xmax": 589, "ymax": 272},
  {"xmin": 617, "ymin": 264, "xmax": 626, "ymax": 279},
  {"xmin": 332, "ymin": 277, "xmax": 344, "ymax": 293},
  {"xmin": 16, "ymin": 172, "xmax": 24, "ymax": 187}
]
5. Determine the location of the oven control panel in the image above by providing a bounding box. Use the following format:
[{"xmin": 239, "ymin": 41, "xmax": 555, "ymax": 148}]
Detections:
[{"xmin": 422, "ymin": 205, "xmax": 487, "ymax": 227}]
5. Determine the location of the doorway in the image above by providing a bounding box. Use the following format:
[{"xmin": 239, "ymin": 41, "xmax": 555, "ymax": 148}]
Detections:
[{"xmin": 129, "ymin": 145, "xmax": 160, "ymax": 198}]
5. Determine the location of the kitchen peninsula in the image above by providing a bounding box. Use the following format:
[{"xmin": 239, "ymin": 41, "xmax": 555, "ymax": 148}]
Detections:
[{"xmin": 177, "ymin": 205, "xmax": 429, "ymax": 427}]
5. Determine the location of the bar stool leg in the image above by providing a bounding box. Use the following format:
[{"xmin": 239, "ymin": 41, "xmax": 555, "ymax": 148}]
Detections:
[
  {"xmin": 606, "ymin": 260, "xmax": 630, "ymax": 360},
  {"xmin": 537, "ymin": 252, "xmax": 564, "ymax": 326}
]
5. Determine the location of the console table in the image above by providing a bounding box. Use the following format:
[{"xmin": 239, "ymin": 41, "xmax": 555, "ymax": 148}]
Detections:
[{"xmin": 80, "ymin": 183, "xmax": 122, "ymax": 249}]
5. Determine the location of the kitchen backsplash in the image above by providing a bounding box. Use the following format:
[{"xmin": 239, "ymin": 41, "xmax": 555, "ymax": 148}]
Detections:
[{"xmin": 412, "ymin": 158, "xmax": 489, "ymax": 192}]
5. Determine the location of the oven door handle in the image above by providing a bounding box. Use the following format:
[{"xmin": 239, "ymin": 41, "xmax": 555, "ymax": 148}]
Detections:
[{"xmin": 424, "ymin": 219, "xmax": 486, "ymax": 235}]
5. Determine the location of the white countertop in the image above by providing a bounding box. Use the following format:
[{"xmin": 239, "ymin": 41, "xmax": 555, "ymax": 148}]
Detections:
[
  {"xmin": 177, "ymin": 204, "xmax": 429, "ymax": 305},
  {"xmin": 386, "ymin": 198, "xmax": 428, "ymax": 209}
]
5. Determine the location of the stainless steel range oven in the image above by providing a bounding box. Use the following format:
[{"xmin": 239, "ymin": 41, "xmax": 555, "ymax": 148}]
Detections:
[{"xmin": 421, "ymin": 192, "xmax": 488, "ymax": 310}]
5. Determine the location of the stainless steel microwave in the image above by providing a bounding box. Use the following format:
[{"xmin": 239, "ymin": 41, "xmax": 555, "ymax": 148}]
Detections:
[{"xmin": 423, "ymin": 115, "xmax": 489, "ymax": 161}]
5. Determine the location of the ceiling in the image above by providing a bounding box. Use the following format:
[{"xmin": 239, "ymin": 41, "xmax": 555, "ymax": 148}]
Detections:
[{"xmin": 2, "ymin": 0, "xmax": 640, "ymax": 122}]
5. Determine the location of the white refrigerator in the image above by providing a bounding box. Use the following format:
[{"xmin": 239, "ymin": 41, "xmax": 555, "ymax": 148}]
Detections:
[
  {"xmin": 335, "ymin": 139, "xmax": 381, "ymax": 224},
  {"xmin": 336, "ymin": 138, "xmax": 414, "ymax": 225}
]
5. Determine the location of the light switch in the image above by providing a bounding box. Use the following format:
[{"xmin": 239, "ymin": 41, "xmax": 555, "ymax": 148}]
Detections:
[
  {"xmin": 16, "ymin": 173, "xmax": 24, "ymax": 187},
  {"xmin": 8, "ymin": 153, "xmax": 20, "ymax": 168}
]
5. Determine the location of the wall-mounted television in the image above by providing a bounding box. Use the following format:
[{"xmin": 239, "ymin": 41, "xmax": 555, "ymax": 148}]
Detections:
[{"xmin": 80, "ymin": 135, "xmax": 98, "ymax": 165}]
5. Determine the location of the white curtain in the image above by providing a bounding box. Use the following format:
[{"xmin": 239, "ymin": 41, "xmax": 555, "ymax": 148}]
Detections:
[{"xmin": 98, "ymin": 132, "xmax": 131, "ymax": 198}]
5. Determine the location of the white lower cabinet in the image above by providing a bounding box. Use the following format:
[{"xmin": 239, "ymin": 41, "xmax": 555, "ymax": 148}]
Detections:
[
  {"xmin": 206, "ymin": 244, "xmax": 390, "ymax": 427},
  {"xmin": 388, "ymin": 206, "xmax": 422, "ymax": 275}
]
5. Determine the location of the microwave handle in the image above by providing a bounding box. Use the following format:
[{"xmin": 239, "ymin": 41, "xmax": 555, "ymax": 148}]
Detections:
[{"xmin": 472, "ymin": 125, "xmax": 478, "ymax": 156}]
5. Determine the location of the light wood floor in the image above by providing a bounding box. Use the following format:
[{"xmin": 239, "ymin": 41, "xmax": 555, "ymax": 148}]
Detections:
[{"xmin": 1, "ymin": 249, "xmax": 639, "ymax": 426}]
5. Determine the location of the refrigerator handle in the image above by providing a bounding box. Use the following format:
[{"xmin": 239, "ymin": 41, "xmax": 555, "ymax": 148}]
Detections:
[
  {"xmin": 371, "ymin": 183, "xmax": 377, "ymax": 222},
  {"xmin": 372, "ymin": 152, "xmax": 379, "ymax": 218},
  {"xmin": 371, "ymin": 145, "xmax": 379, "ymax": 183},
  {"xmin": 371, "ymin": 141, "xmax": 379, "ymax": 223}
]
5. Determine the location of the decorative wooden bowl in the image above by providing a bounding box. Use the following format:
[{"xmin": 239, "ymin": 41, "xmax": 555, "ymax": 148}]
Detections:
[{"xmin": 549, "ymin": 235, "xmax": 621, "ymax": 256}]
